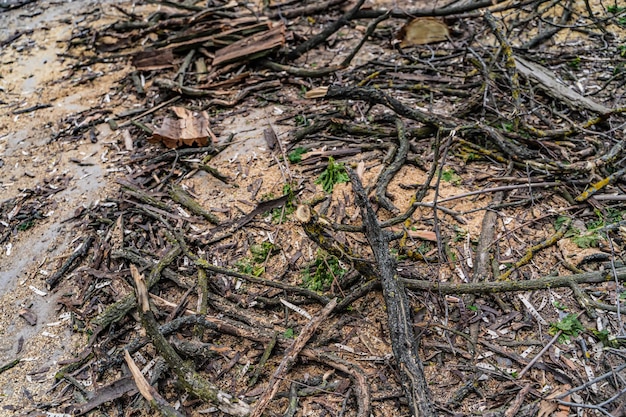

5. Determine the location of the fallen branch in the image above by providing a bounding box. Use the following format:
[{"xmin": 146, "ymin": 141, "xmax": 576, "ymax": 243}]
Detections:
[
  {"xmin": 401, "ymin": 267, "xmax": 626, "ymax": 295},
  {"xmin": 125, "ymin": 350, "xmax": 184, "ymax": 417},
  {"xmin": 131, "ymin": 265, "xmax": 251, "ymax": 416},
  {"xmin": 346, "ymin": 168, "xmax": 434, "ymax": 417},
  {"xmin": 46, "ymin": 235, "xmax": 95, "ymax": 290},
  {"xmin": 251, "ymin": 298, "xmax": 337, "ymax": 417}
]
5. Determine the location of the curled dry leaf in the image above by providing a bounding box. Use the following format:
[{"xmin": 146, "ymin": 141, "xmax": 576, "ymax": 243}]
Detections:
[
  {"xmin": 397, "ymin": 18, "xmax": 449, "ymax": 47},
  {"xmin": 305, "ymin": 86, "xmax": 329, "ymax": 98},
  {"xmin": 150, "ymin": 106, "xmax": 216, "ymax": 149}
]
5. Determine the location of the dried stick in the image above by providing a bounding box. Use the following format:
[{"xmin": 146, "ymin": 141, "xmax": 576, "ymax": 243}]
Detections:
[
  {"xmin": 516, "ymin": 330, "xmax": 562, "ymax": 379},
  {"xmin": 374, "ymin": 118, "xmax": 409, "ymax": 213},
  {"xmin": 346, "ymin": 168, "xmax": 434, "ymax": 417},
  {"xmin": 131, "ymin": 265, "xmax": 251, "ymax": 416},
  {"xmin": 169, "ymin": 184, "xmax": 220, "ymax": 224},
  {"xmin": 287, "ymin": 0, "xmax": 366, "ymax": 59},
  {"xmin": 125, "ymin": 350, "xmax": 185, "ymax": 417},
  {"xmin": 91, "ymin": 245, "xmax": 181, "ymax": 331},
  {"xmin": 46, "ymin": 235, "xmax": 95, "ymax": 290},
  {"xmin": 250, "ymin": 298, "xmax": 337, "ymax": 417},
  {"xmin": 498, "ymin": 217, "xmax": 571, "ymax": 281},
  {"xmin": 467, "ymin": 191, "xmax": 504, "ymax": 351},
  {"xmin": 402, "ymin": 267, "xmax": 626, "ymax": 295},
  {"xmin": 504, "ymin": 384, "xmax": 531, "ymax": 417},
  {"xmin": 483, "ymin": 11, "xmax": 522, "ymax": 125}
]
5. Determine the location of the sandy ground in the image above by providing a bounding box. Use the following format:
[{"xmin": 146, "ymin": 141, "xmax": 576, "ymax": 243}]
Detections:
[
  {"xmin": 0, "ymin": 3, "xmax": 292, "ymax": 413},
  {"xmin": 0, "ymin": 1, "xmax": 127, "ymax": 413}
]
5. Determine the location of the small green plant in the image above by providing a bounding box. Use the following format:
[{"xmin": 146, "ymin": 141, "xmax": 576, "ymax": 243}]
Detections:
[
  {"xmin": 452, "ymin": 226, "xmax": 467, "ymax": 242},
  {"xmin": 467, "ymin": 305, "xmax": 478, "ymax": 312},
  {"xmin": 559, "ymin": 215, "xmax": 603, "ymax": 249},
  {"xmin": 17, "ymin": 219, "xmax": 35, "ymax": 231},
  {"xmin": 552, "ymin": 300, "xmax": 567, "ymax": 311},
  {"xmin": 572, "ymin": 233, "xmax": 601, "ymax": 249},
  {"xmin": 607, "ymin": 5, "xmax": 626, "ymax": 26},
  {"xmin": 269, "ymin": 183, "xmax": 297, "ymax": 223},
  {"xmin": 554, "ymin": 216, "xmax": 570, "ymax": 230},
  {"xmin": 549, "ymin": 313, "xmax": 584, "ymax": 343},
  {"xmin": 302, "ymin": 252, "xmax": 346, "ymax": 292},
  {"xmin": 294, "ymin": 114, "xmax": 309, "ymax": 126},
  {"xmin": 567, "ymin": 56, "xmax": 581, "ymax": 70},
  {"xmin": 284, "ymin": 328, "xmax": 295, "ymax": 338},
  {"xmin": 235, "ymin": 242, "xmax": 278, "ymax": 277},
  {"xmin": 250, "ymin": 241, "xmax": 278, "ymax": 263},
  {"xmin": 441, "ymin": 168, "xmax": 462, "ymax": 185},
  {"xmin": 501, "ymin": 121, "xmax": 514, "ymax": 132},
  {"xmin": 288, "ymin": 147, "xmax": 308, "ymax": 164},
  {"xmin": 315, "ymin": 157, "xmax": 349, "ymax": 193},
  {"xmin": 235, "ymin": 259, "xmax": 265, "ymax": 277},
  {"xmin": 262, "ymin": 184, "xmax": 297, "ymax": 223},
  {"xmin": 593, "ymin": 329, "xmax": 618, "ymax": 348}
]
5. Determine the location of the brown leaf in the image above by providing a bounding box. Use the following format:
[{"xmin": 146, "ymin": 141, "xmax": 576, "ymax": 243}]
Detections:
[
  {"xmin": 150, "ymin": 106, "xmax": 214, "ymax": 149},
  {"xmin": 397, "ymin": 18, "xmax": 449, "ymax": 47}
]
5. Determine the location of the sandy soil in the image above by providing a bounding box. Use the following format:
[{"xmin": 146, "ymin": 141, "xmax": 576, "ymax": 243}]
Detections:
[{"xmin": 0, "ymin": 1, "xmax": 128, "ymax": 412}]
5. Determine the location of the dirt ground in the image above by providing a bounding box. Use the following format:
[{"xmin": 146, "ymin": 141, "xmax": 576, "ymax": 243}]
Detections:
[
  {"xmin": 0, "ymin": 0, "xmax": 128, "ymax": 412},
  {"xmin": 1, "ymin": 0, "xmax": 626, "ymax": 416}
]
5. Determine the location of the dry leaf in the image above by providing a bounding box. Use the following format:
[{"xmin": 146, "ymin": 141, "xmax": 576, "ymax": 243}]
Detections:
[
  {"xmin": 19, "ymin": 308, "xmax": 37, "ymax": 326},
  {"xmin": 538, "ymin": 385, "xmax": 571, "ymax": 417},
  {"xmin": 397, "ymin": 18, "xmax": 449, "ymax": 47},
  {"xmin": 213, "ymin": 22, "xmax": 285, "ymax": 66},
  {"xmin": 150, "ymin": 106, "xmax": 215, "ymax": 149},
  {"xmin": 305, "ymin": 86, "xmax": 329, "ymax": 98}
]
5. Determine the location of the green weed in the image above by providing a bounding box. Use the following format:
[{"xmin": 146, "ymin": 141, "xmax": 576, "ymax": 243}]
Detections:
[
  {"xmin": 236, "ymin": 241, "xmax": 278, "ymax": 277},
  {"xmin": 302, "ymin": 252, "xmax": 346, "ymax": 292},
  {"xmin": 17, "ymin": 220, "xmax": 35, "ymax": 231},
  {"xmin": 549, "ymin": 313, "xmax": 584, "ymax": 343},
  {"xmin": 235, "ymin": 259, "xmax": 265, "ymax": 277},
  {"xmin": 315, "ymin": 157, "xmax": 349, "ymax": 193},
  {"xmin": 441, "ymin": 168, "xmax": 462, "ymax": 185},
  {"xmin": 288, "ymin": 147, "xmax": 308, "ymax": 164},
  {"xmin": 567, "ymin": 56, "xmax": 581, "ymax": 70},
  {"xmin": 295, "ymin": 114, "xmax": 309, "ymax": 126},
  {"xmin": 593, "ymin": 329, "xmax": 618, "ymax": 348}
]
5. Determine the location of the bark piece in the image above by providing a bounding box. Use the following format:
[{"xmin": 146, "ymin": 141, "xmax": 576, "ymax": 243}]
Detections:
[
  {"xmin": 250, "ymin": 298, "xmax": 337, "ymax": 417},
  {"xmin": 397, "ymin": 18, "xmax": 449, "ymax": 47},
  {"xmin": 213, "ymin": 22, "xmax": 285, "ymax": 67},
  {"xmin": 132, "ymin": 48, "xmax": 175, "ymax": 71},
  {"xmin": 514, "ymin": 57, "xmax": 611, "ymax": 114}
]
